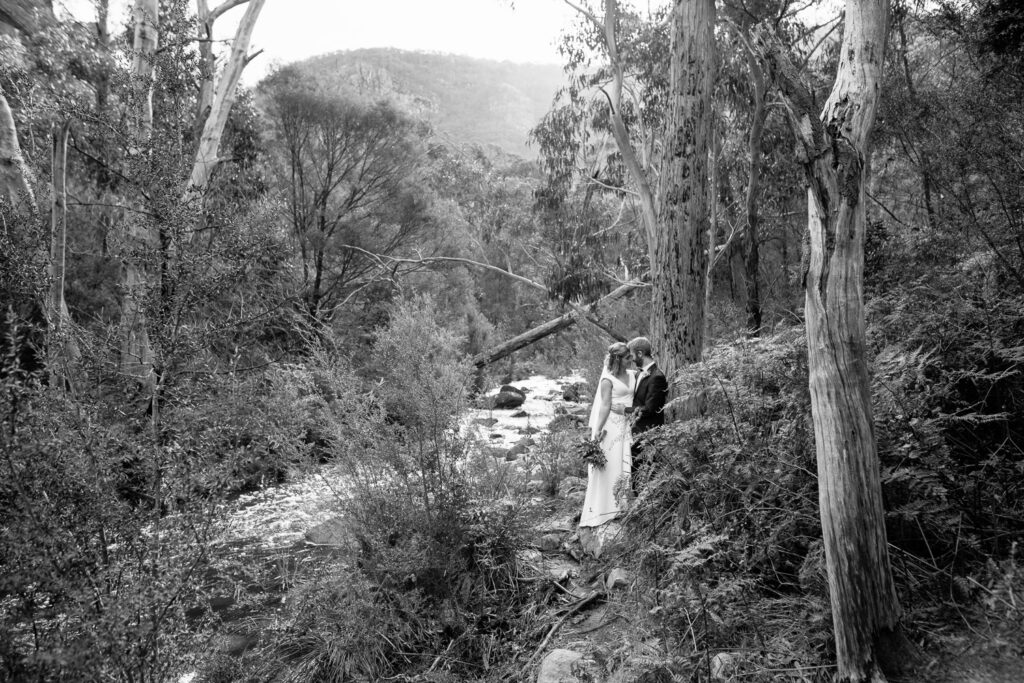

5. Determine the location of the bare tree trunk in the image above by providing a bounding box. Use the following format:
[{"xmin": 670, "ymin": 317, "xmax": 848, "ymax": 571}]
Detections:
[
  {"xmin": 742, "ymin": 48, "xmax": 766, "ymax": 336},
  {"xmin": 0, "ymin": 88, "xmax": 37, "ymax": 217},
  {"xmin": 895, "ymin": 6, "xmax": 937, "ymax": 232},
  {"xmin": 194, "ymin": 0, "xmax": 215, "ymax": 139},
  {"xmin": 120, "ymin": 0, "xmax": 158, "ymax": 385},
  {"xmin": 187, "ymin": 0, "xmax": 265, "ymax": 201},
  {"xmin": 47, "ymin": 121, "xmax": 79, "ymax": 390},
  {"xmin": 753, "ymin": 1, "xmax": 917, "ymax": 679},
  {"xmin": 472, "ymin": 283, "xmax": 639, "ymax": 368},
  {"xmin": 653, "ymin": 0, "xmax": 715, "ymax": 378}
]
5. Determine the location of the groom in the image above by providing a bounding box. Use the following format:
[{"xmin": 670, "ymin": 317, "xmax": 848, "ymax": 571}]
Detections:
[{"xmin": 625, "ymin": 337, "xmax": 669, "ymax": 489}]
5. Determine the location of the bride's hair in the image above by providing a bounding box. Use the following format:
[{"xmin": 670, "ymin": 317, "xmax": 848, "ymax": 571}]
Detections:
[{"xmin": 605, "ymin": 342, "xmax": 630, "ymax": 374}]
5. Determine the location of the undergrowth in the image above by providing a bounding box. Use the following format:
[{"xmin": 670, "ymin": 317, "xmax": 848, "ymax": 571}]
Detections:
[{"xmin": 615, "ymin": 315, "xmax": 1024, "ymax": 680}]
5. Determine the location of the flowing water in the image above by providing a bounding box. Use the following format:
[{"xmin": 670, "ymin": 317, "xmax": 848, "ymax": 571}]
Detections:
[{"xmin": 178, "ymin": 373, "xmax": 588, "ymax": 681}]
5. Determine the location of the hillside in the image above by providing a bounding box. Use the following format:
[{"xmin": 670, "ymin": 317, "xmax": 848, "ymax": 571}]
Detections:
[{"xmin": 291, "ymin": 48, "xmax": 566, "ymax": 158}]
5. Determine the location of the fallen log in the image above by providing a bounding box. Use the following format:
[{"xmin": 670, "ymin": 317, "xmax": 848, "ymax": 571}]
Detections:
[{"xmin": 472, "ymin": 282, "xmax": 643, "ymax": 368}]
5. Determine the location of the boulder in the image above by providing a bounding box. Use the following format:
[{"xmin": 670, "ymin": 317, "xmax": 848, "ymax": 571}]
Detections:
[
  {"xmin": 537, "ymin": 649, "xmax": 583, "ymax": 683},
  {"xmin": 539, "ymin": 533, "xmax": 564, "ymax": 552},
  {"xmin": 562, "ymin": 382, "xmax": 586, "ymax": 402},
  {"xmin": 509, "ymin": 437, "xmax": 534, "ymax": 457},
  {"xmin": 304, "ymin": 516, "xmax": 355, "ymax": 550},
  {"xmin": 606, "ymin": 567, "xmax": 630, "ymax": 590},
  {"xmin": 511, "ymin": 409, "xmax": 529, "ymax": 418},
  {"xmin": 492, "ymin": 384, "xmax": 526, "ymax": 409},
  {"xmin": 473, "ymin": 417, "xmax": 498, "ymax": 427}
]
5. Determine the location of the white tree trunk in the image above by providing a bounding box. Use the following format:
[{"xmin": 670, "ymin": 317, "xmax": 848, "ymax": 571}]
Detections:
[
  {"xmin": 47, "ymin": 121, "xmax": 79, "ymax": 390},
  {"xmin": 120, "ymin": 0, "xmax": 159, "ymax": 383},
  {"xmin": 753, "ymin": 1, "xmax": 917, "ymax": 679},
  {"xmin": 0, "ymin": 88, "xmax": 37, "ymax": 218},
  {"xmin": 186, "ymin": 0, "xmax": 265, "ymax": 201}
]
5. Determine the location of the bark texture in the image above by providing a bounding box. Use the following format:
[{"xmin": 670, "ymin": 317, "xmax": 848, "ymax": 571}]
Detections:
[
  {"xmin": 0, "ymin": 88, "xmax": 36, "ymax": 216},
  {"xmin": 188, "ymin": 0, "xmax": 265, "ymax": 199},
  {"xmin": 120, "ymin": 0, "xmax": 158, "ymax": 383},
  {"xmin": 753, "ymin": 1, "xmax": 916, "ymax": 679},
  {"xmin": 47, "ymin": 122, "xmax": 78, "ymax": 389},
  {"xmin": 742, "ymin": 48, "xmax": 766, "ymax": 336},
  {"xmin": 653, "ymin": 0, "xmax": 715, "ymax": 379}
]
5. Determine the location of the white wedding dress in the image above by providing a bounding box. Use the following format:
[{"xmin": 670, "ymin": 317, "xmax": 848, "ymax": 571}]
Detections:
[{"xmin": 580, "ymin": 369, "xmax": 635, "ymax": 528}]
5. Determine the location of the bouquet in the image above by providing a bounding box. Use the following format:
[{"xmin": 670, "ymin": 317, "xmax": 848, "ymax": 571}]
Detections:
[{"xmin": 573, "ymin": 435, "xmax": 607, "ymax": 469}]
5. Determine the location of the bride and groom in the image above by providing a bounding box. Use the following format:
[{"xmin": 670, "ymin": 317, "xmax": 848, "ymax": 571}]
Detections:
[{"xmin": 580, "ymin": 337, "xmax": 669, "ymax": 529}]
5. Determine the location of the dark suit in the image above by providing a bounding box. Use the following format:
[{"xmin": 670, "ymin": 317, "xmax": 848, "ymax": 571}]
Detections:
[{"xmin": 630, "ymin": 363, "xmax": 668, "ymax": 489}]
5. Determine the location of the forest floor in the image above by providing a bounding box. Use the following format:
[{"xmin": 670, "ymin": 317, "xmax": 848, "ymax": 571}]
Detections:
[
  {"xmin": 520, "ymin": 485, "xmax": 1024, "ymax": 683},
  {"xmin": 186, "ymin": 374, "xmax": 1022, "ymax": 682}
]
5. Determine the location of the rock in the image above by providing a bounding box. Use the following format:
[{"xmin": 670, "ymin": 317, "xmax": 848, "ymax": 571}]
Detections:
[
  {"xmin": 710, "ymin": 653, "xmax": 738, "ymax": 680},
  {"xmin": 511, "ymin": 410, "xmax": 529, "ymax": 418},
  {"xmin": 579, "ymin": 521, "xmax": 623, "ymax": 559},
  {"xmin": 537, "ymin": 649, "xmax": 583, "ymax": 683},
  {"xmin": 489, "ymin": 433, "xmax": 504, "ymax": 439},
  {"xmin": 562, "ymin": 382, "xmax": 586, "ymax": 402},
  {"xmin": 492, "ymin": 384, "xmax": 526, "ymax": 409},
  {"xmin": 509, "ymin": 438, "xmax": 534, "ymax": 457},
  {"xmin": 304, "ymin": 516, "xmax": 354, "ymax": 550},
  {"xmin": 606, "ymin": 567, "xmax": 630, "ymax": 590},
  {"xmin": 539, "ymin": 533, "xmax": 563, "ymax": 551},
  {"xmin": 504, "ymin": 451, "xmax": 519, "ymax": 462},
  {"xmin": 473, "ymin": 417, "xmax": 498, "ymax": 427},
  {"xmin": 558, "ymin": 476, "xmax": 587, "ymax": 497}
]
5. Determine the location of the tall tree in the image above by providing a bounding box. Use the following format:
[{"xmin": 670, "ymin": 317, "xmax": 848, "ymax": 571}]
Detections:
[
  {"xmin": 187, "ymin": 0, "xmax": 265, "ymax": 201},
  {"xmin": 46, "ymin": 121, "xmax": 78, "ymax": 389},
  {"xmin": 0, "ymin": 88, "xmax": 36, "ymax": 216},
  {"xmin": 753, "ymin": 0, "xmax": 917, "ymax": 678},
  {"xmin": 119, "ymin": 0, "xmax": 159, "ymax": 385},
  {"xmin": 653, "ymin": 0, "xmax": 716, "ymax": 376},
  {"xmin": 263, "ymin": 70, "xmax": 432, "ymax": 322},
  {"xmin": 548, "ymin": 0, "xmax": 713, "ymax": 378}
]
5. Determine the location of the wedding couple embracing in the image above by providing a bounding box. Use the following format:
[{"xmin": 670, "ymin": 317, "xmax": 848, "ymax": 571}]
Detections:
[{"xmin": 580, "ymin": 337, "xmax": 669, "ymax": 529}]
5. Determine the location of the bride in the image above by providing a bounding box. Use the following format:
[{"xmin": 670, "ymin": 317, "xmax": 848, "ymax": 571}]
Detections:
[{"xmin": 580, "ymin": 342, "xmax": 635, "ymax": 528}]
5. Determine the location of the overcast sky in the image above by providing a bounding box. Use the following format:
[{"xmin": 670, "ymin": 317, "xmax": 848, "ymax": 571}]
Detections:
[{"xmin": 63, "ymin": 1, "xmax": 673, "ymax": 83}]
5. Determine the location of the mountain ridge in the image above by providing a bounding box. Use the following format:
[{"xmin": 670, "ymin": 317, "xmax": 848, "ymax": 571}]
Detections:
[{"xmin": 287, "ymin": 48, "xmax": 566, "ymax": 158}]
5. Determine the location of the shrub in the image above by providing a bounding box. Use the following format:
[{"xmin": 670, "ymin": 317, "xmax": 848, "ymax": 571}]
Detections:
[
  {"xmin": 0, "ymin": 379, "xmax": 216, "ymax": 682},
  {"xmin": 245, "ymin": 296, "xmax": 539, "ymax": 681}
]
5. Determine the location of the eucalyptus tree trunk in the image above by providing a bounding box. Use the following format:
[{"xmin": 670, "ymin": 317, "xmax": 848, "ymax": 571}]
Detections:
[
  {"xmin": 753, "ymin": 1, "xmax": 917, "ymax": 679},
  {"xmin": 187, "ymin": 0, "xmax": 266, "ymax": 201},
  {"xmin": 653, "ymin": 0, "xmax": 715, "ymax": 378},
  {"xmin": 119, "ymin": 0, "xmax": 159, "ymax": 385},
  {"xmin": 742, "ymin": 49, "xmax": 766, "ymax": 336},
  {"xmin": 0, "ymin": 89, "xmax": 36, "ymax": 217},
  {"xmin": 47, "ymin": 121, "xmax": 79, "ymax": 390}
]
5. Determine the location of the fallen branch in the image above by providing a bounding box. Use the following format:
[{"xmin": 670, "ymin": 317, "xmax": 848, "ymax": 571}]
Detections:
[
  {"xmin": 528, "ymin": 590, "xmax": 604, "ymax": 664},
  {"xmin": 472, "ymin": 281, "xmax": 643, "ymax": 368},
  {"xmin": 336, "ymin": 244, "xmax": 646, "ymax": 364}
]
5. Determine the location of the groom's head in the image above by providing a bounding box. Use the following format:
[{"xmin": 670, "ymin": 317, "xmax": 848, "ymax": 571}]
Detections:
[{"xmin": 627, "ymin": 337, "xmax": 653, "ymax": 367}]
